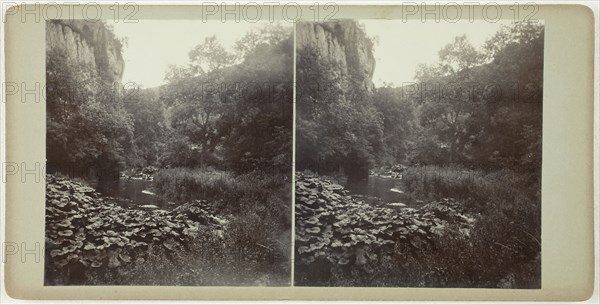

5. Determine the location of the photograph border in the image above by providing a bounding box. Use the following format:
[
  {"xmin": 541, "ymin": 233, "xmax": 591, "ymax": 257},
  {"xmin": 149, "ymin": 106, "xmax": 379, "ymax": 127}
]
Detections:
[{"xmin": 2, "ymin": 2, "xmax": 597, "ymax": 301}]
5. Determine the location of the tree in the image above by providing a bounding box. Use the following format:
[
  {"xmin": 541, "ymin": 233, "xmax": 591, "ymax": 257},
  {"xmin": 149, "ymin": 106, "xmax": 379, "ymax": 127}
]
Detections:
[
  {"xmin": 122, "ymin": 86, "xmax": 166, "ymax": 167},
  {"xmin": 415, "ymin": 35, "xmax": 484, "ymax": 164},
  {"xmin": 161, "ymin": 36, "xmax": 235, "ymax": 168},
  {"xmin": 159, "ymin": 25, "xmax": 294, "ymax": 173},
  {"xmin": 410, "ymin": 22, "xmax": 544, "ymax": 171},
  {"xmin": 372, "ymin": 85, "xmax": 416, "ymax": 166},
  {"xmin": 217, "ymin": 26, "xmax": 293, "ymax": 172},
  {"xmin": 46, "ymin": 48, "xmax": 134, "ymax": 179},
  {"xmin": 476, "ymin": 21, "xmax": 544, "ymax": 170}
]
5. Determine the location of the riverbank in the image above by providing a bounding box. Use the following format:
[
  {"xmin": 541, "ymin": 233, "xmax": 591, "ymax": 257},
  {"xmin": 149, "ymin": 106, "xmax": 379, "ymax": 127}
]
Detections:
[
  {"xmin": 294, "ymin": 172, "xmax": 476, "ymax": 286},
  {"xmin": 295, "ymin": 170, "xmax": 540, "ymax": 288},
  {"xmin": 45, "ymin": 174, "xmax": 289, "ymax": 286},
  {"xmin": 368, "ymin": 164, "xmax": 407, "ymax": 179},
  {"xmin": 120, "ymin": 166, "xmax": 158, "ymax": 181}
]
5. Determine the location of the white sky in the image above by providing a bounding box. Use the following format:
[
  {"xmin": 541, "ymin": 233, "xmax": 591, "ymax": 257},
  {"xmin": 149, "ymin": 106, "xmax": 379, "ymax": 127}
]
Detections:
[
  {"xmin": 109, "ymin": 19, "xmax": 513, "ymax": 88},
  {"xmin": 108, "ymin": 20, "xmax": 279, "ymax": 88},
  {"xmin": 360, "ymin": 19, "xmax": 514, "ymax": 86}
]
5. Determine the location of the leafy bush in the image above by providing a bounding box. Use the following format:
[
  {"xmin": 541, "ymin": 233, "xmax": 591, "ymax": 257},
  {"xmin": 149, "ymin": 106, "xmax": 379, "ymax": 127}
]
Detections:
[
  {"xmin": 82, "ymin": 232, "xmax": 288, "ymax": 286},
  {"xmin": 46, "ymin": 38, "xmax": 134, "ymax": 179}
]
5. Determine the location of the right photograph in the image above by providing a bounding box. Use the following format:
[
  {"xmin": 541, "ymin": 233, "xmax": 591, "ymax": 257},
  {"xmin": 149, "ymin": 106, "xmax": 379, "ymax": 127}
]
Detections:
[{"xmin": 294, "ymin": 20, "xmax": 543, "ymax": 288}]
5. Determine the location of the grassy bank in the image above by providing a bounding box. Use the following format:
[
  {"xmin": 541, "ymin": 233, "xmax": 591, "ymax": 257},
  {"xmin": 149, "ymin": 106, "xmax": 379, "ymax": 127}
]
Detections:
[
  {"xmin": 400, "ymin": 165, "xmax": 541, "ymax": 288},
  {"xmin": 294, "ymin": 166, "xmax": 541, "ymax": 288},
  {"xmin": 154, "ymin": 168, "xmax": 291, "ymax": 224},
  {"xmin": 402, "ymin": 165, "xmax": 540, "ymax": 208},
  {"xmin": 154, "ymin": 167, "xmax": 292, "ymax": 280},
  {"xmin": 45, "ymin": 172, "xmax": 291, "ymax": 286}
]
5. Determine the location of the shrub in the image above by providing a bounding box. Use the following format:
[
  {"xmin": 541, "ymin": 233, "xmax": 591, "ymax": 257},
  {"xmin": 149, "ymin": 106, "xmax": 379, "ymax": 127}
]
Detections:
[{"xmin": 82, "ymin": 232, "xmax": 289, "ymax": 286}]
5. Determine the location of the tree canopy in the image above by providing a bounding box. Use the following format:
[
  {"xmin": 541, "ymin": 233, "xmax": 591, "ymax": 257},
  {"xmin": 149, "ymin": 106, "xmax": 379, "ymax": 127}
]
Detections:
[
  {"xmin": 47, "ymin": 23, "xmax": 294, "ymax": 179},
  {"xmin": 296, "ymin": 21, "xmax": 544, "ymax": 178}
]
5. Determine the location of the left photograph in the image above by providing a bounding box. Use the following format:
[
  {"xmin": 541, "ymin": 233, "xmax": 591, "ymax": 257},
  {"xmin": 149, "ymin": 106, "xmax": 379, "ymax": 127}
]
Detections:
[{"xmin": 44, "ymin": 19, "xmax": 293, "ymax": 286}]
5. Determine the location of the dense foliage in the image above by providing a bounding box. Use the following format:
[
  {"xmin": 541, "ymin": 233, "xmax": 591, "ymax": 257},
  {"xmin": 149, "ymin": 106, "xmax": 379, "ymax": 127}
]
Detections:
[
  {"xmin": 47, "ymin": 23, "xmax": 293, "ymax": 178},
  {"xmin": 295, "ymin": 173, "xmax": 479, "ymax": 286},
  {"xmin": 46, "ymin": 22, "xmax": 293, "ymax": 285},
  {"xmin": 46, "ymin": 49, "xmax": 134, "ymax": 179},
  {"xmin": 296, "ymin": 21, "xmax": 544, "ymax": 176},
  {"xmin": 45, "ymin": 174, "xmax": 287, "ymax": 286},
  {"xmin": 159, "ymin": 25, "xmax": 293, "ymax": 173},
  {"xmin": 412, "ymin": 22, "xmax": 543, "ymax": 170},
  {"xmin": 295, "ymin": 20, "xmax": 543, "ymax": 288}
]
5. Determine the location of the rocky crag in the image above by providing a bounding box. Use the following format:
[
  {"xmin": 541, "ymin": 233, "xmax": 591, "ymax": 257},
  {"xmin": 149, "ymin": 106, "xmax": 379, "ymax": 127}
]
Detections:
[
  {"xmin": 295, "ymin": 21, "xmax": 378, "ymax": 180},
  {"xmin": 46, "ymin": 20, "xmax": 124, "ymax": 83},
  {"xmin": 296, "ymin": 20, "xmax": 376, "ymax": 94}
]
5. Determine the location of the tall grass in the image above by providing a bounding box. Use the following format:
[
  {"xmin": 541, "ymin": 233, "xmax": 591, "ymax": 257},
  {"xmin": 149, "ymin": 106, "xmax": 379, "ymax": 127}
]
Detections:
[
  {"xmin": 402, "ymin": 165, "xmax": 540, "ymax": 211},
  {"xmin": 155, "ymin": 168, "xmax": 239, "ymax": 203},
  {"xmin": 154, "ymin": 167, "xmax": 292, "ymax": 278},
  {"xmin": 398, "ymin": 165, "xmax": 541, "ymax": 288},
  {"xmin": 155, "ymin": 168, "xmax": 290, "ymax": 203}
]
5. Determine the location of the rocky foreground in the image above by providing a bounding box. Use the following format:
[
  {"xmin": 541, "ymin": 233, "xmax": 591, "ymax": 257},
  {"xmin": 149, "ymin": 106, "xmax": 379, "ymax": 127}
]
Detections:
[
  {"xmin": 295, "ymin": 172, "xmax": 475, "ymax": 267},
  {"xmin": 45, "ymin": 175, "xmax": 227, "ymax": 277}
]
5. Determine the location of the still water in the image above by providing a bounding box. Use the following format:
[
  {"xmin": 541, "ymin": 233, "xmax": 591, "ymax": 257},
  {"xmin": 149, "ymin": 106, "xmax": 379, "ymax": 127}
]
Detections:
[
  {"xmin": 344, "ymin": 175, "xmax": 420, "ymax": 208},
  {"xmin": 90, "ymin": 178, "xmax": 170, "ymax": 209}
]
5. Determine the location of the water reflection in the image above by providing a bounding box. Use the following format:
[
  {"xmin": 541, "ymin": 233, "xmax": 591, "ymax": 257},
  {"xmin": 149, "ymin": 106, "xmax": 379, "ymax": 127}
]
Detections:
[
  {"xmin": 344, "ymin": 175, "xmax": 419, "ymax": 208},
  {"xmin": 90, "ymin": 178, "xmax": 170, "ymax": 209}
]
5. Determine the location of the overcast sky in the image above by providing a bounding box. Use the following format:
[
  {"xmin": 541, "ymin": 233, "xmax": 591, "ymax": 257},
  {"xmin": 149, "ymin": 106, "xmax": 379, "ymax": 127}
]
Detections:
[
  {"xmin": 110, "ymin": 19, "xmax": 513, "ymax": 88},
  {"xmin": 108, "ymin": 20, "xmax": 281, "ymax": 88},
  {"xmin": 360, "ymin": 19, "xmax": 514, "ymax": 86}
]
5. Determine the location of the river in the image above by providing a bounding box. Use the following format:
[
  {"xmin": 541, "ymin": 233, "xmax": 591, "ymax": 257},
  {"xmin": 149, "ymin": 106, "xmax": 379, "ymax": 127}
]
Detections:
[
  {"xmin": 90, "ymin": 174, "xmax": 418, "ymax": 211},
  {"xmin": 344, "ymin": 175, "xmax": 421, "ymax": 208},
  {"xmin": 90, "ymin": 178, "xmax": 170, "ymax": 210}
]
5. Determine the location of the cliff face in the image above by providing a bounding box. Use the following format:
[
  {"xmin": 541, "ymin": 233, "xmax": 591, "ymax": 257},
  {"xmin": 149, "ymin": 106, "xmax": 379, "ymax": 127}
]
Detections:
[
  {"xmin": 46, "ymin": 20, "xmax": 124, "ymax": 83},
  {"xmin": 297, "ymin": 20, "xmax": 375, "ymax": 92},
  {"xmin": 296, "ymin": 21, "xmax": 378, "ymax": 180}
]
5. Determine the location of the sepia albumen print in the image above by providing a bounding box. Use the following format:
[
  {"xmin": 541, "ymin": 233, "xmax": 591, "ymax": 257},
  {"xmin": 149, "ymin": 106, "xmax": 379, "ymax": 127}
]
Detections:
[
  {"xmin": 294, "ymin": 19, "xmax": 543, "ymax": 288},
  {"xmin": 44, "ymin": 19, "xmax": 293, "ymax": 286}
]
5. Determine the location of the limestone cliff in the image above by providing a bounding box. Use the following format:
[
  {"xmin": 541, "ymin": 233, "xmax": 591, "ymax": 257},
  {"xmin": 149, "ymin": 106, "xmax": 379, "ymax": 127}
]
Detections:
[
  {"xmin": 46, "ymin": 20, "xmax": 124, "ymax": 83},
  {"xmin": 296, "ymin": 20, "xmax": 375, "ymax": 92}
]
